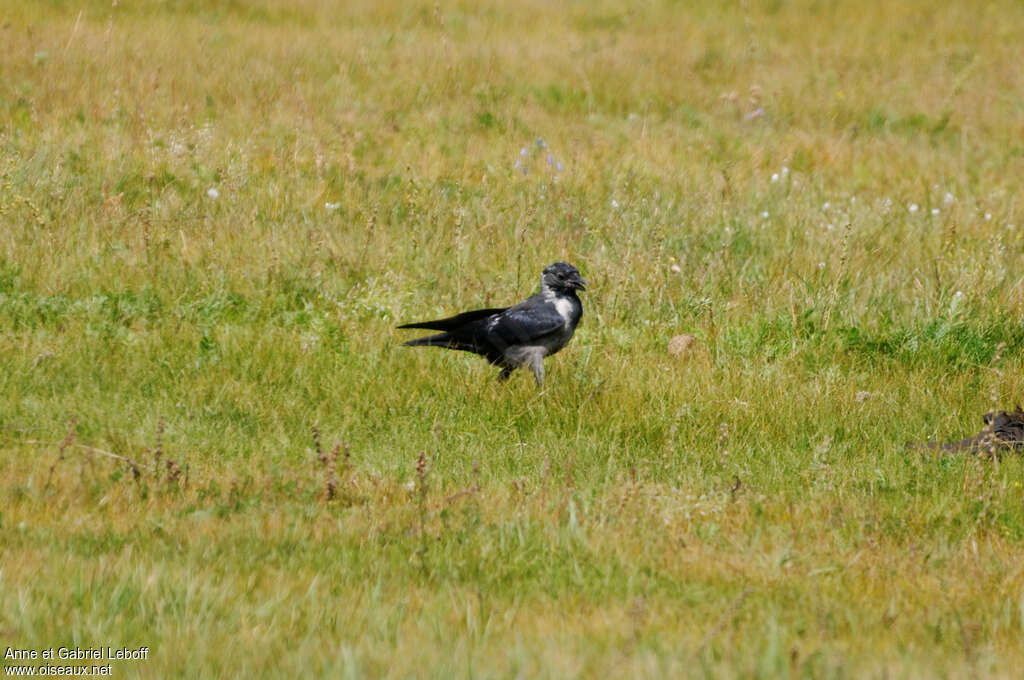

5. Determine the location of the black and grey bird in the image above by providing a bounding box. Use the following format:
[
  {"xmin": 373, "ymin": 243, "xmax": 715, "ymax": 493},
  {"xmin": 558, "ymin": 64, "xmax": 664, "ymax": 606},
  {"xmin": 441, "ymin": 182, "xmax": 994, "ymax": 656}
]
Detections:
[{"xmin": 398, "ymin": 262, "xmax": 586, "ymax": 385}]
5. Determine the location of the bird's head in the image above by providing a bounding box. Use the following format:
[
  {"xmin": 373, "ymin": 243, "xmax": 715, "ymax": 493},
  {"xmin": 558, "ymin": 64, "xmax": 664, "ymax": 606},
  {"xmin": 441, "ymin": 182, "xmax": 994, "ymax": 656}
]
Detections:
[{"xmin": 541, "ymin": 262, "xmax": 586, "ymax": 293}]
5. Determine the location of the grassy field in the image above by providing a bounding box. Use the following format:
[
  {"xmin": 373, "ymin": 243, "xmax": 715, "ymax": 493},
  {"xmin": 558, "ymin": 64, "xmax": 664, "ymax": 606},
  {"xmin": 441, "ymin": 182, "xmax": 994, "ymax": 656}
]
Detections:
[{"xmin": 3, "ymin": 0, "xmax": 1024, "ymax": 676}]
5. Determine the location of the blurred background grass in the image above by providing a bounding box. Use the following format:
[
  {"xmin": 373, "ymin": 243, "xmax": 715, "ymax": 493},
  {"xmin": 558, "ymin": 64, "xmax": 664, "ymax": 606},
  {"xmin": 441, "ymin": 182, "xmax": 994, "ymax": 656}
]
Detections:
[{"xmin": 2, "ymin": 0, "xmax": 1024, "ymax": 676}]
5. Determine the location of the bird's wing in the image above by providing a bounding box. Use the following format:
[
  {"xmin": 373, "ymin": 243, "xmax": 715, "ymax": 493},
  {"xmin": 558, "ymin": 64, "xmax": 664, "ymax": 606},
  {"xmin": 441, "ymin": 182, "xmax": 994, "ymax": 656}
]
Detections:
[
  {"xmin": 397, "ymin": 307, "xmax": 508, "ymax": 332},
  {"xmin": 484, "ymin": 301, "xmax": 565, "ymax": 348}
]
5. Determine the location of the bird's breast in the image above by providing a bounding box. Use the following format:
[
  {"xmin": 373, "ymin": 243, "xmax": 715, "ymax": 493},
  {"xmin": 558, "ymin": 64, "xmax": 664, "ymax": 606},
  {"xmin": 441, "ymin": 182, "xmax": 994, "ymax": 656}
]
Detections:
[{"xmin": 553, "ymin": 297, "xmax": 575, "ymax": 325}]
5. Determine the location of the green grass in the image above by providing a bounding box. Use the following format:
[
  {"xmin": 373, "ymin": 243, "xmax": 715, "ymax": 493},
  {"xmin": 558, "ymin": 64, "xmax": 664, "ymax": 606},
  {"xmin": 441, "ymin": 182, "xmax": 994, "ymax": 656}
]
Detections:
[{"xmin": 3, "ymin": 0, "xmax": 1024, "ymax": 676}]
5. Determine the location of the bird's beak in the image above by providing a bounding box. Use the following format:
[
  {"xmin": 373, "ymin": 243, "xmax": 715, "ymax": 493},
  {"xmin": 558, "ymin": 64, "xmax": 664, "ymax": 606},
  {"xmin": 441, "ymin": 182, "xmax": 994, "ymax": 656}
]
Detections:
[{"xmin": 572, "ymin": 277, "xmax": 587, "ymax": 291}]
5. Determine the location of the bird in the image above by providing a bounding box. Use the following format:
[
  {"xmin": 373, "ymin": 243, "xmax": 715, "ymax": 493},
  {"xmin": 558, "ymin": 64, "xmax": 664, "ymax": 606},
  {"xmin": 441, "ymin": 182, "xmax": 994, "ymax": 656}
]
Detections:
[
  {"xmin": 909, "ymin": 407, "xmax": 1024, "ymax": 458},
  {"xmin": 398, "ymin": 262, "xmax": 586, "ymax": 386}
]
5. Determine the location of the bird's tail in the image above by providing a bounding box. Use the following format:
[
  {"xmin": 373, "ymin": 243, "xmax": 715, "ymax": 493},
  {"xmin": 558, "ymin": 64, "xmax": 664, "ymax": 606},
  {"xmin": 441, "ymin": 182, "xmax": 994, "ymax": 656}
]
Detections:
[
  {"xmin": 397, "ymin": 307, "xmax": 507, "ymax": 332},
  {"xmin": 402, "ymin": 332, "xmax": 478, "ymax": 353}
]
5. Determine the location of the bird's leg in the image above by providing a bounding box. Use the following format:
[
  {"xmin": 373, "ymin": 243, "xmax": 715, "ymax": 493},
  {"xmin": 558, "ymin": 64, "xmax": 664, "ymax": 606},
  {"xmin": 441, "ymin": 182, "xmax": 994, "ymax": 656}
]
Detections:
[{"xmin": 529, "ymin": 355, "xmax": 545, "ymax": 387}]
